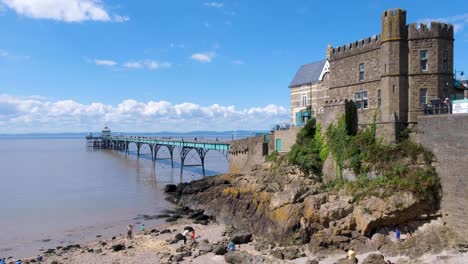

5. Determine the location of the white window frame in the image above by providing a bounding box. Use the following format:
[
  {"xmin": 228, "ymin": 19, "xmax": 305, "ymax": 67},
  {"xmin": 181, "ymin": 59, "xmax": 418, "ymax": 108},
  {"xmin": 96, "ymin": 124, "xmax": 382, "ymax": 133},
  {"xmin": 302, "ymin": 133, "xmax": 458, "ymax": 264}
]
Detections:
[
  {"xmin": 355, "ymin": 91, "xmax": 368, "ymax": 110},
  {"xmin": 419, "ymin": 88, "xmax": 428, "ymax": 107},
  {"xmin": 302, "ymin": 93, "xmax": 307, "ymax": 107},
  {"xmin": 359, "ymin": 63, "xmax": 365, "ymax": 81},
  {"xmin": 420, "ymin": 50, "xmax": 428, "ymax": 72}
]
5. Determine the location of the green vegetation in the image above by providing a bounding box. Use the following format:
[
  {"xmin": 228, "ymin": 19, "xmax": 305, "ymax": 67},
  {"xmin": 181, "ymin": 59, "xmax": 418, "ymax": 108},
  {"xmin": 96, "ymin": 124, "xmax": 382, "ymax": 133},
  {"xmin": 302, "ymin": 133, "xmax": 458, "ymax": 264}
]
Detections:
[
  {"xmin": 287, "ymin": 119, "xmax": 327, "ymax": 175},
  {"xmin": 265, "ymin": 150, "xmax": 279, "ymax": 163},
  {"xmin": 282, "ymin": 114, "xmax": 440, "ymax": 201}
]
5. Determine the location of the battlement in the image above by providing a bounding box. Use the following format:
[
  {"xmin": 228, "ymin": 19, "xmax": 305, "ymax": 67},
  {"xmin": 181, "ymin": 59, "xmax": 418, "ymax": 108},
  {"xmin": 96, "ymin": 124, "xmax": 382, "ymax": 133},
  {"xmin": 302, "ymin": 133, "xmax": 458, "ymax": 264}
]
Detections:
[
  {"xmin": 382, "ymin": 8, "xmax": 406, "ymax": 20},
  {"xmin": 408, "ymin": 22, "xmax": 454, "ymax": 40},
  {"xmin": 328, "ymin": 35, "xmax": 381, "ymax": 60}
]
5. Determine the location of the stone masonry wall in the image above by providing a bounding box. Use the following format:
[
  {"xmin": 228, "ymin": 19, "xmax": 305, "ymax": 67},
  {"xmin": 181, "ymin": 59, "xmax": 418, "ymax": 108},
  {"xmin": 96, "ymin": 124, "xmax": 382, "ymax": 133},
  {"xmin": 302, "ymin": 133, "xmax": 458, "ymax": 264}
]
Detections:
[
  {"xmin": 271, "ymin": 126, "xmax": 300, "ymax": 153},
  {"xmin": 229, "ymin": 135, "xmax": 267, "ymax": 174},
  {"xmin": 416, "ymin": 114, "xmax": 468, "ymax": 237}
]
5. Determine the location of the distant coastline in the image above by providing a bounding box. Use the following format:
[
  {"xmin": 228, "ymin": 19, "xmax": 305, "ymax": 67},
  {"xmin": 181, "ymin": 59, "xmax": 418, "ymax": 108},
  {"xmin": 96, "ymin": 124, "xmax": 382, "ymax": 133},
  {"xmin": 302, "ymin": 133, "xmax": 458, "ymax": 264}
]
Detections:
[{"xmin": 0, "ymin": 130, "xmax": 267, "ymax": 139}]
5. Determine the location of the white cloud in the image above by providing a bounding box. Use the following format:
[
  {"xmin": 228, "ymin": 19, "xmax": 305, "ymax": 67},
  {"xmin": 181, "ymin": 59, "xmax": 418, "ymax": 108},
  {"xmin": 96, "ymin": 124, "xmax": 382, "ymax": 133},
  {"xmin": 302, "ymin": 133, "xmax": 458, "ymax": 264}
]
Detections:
[
  {"xmin": 191, "ymin": 51, "xmax": 216, "ymax": 63},
  {"xmin": 0, "ymin": 94, "xmax": 289, "ymax": 133},
  {"xmin": 113, "ymin": 15, "xmax": 129, "ymax": 23},
  {"xmin": 123, "ymin": 61, "xmax": 143, "ymax": 69},
  {"xmin": 232, "ymin": 60, "xmax": 244, "ymax": 65},
  {"xmin": 123, "ymin": 60, "xmax": 171, "ymax": 70},
  {"xmin": 204, "ymin": 2, "xmax": 223, "ymax": 8},
  {"xmin": 418, "ymin": 13, "xmax": 468, "ymax": 33},
  {"xmin": 94, "ymin": 59, "xmax": 117, "ymax": 66},
  {"xmin": 1, "ymin": 0, "xmax": 128, "ymax": 23}
]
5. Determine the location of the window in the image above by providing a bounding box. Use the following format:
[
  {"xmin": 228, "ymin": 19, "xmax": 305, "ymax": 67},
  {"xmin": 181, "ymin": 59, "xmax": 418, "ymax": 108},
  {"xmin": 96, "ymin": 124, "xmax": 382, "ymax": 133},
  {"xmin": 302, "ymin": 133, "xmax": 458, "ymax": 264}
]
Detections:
[
  {"xmin": 420, "ymin": 50, "xmax": 428, "ymax": 72},
  {"xmin": 355, "ymin": 91, "xmax": 368, "ymax": 110},
  {"xmin": 378, "ymin": 89, "xmax": 382, "ymax": 109},
  {"xmin": 419, "ymin": 88, "xmax": 427, "ymax": 107},
  {"xmin": 442, "ymin": 49, "xmax": 448, "ymax": 72},
  {"xmin": 302, "ymin": 94, "xmax": 307, "ymax": 107},
  {"xmin": 359, "ymin": 63, "xmax": 365, "ymax": 81}
]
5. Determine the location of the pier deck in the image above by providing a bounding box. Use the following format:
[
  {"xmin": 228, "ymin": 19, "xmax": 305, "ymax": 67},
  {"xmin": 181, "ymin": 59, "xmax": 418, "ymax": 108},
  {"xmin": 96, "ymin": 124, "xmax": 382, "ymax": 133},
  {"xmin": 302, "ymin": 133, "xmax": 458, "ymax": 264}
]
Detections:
[{"xmin": 86, "ymin": 135, "xmax": 230, "ymax": 176}]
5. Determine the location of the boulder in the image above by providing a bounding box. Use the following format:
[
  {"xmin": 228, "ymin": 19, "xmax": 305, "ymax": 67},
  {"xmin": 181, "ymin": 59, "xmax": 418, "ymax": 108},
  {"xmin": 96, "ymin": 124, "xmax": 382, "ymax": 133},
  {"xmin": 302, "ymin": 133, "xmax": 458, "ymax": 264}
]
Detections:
[
  {"xmin": 198, "ymin": 242, "xmax": 214, "ymax": 254},
  {"xmin": 353, "ymin": 192, "xmax": 434, "ymax": 235},
  {"xmin": 224, "ymin": 251, "xmax": 269, "ymax": 264},
  {"xmin": 334, "ymin": 258, "xmax": 356, "ymax": 264},
  {"xmin": 361, "ymin": 253, "xmax": 385, "ymax": 264},
  {"xmin": 230, "ymin": 232, "xmax": 252, "ymax": 244},
  {"xmin": 172, "ymin": 253, "xmax": 184, "ymax": 262},
  {"xmin": 165, "ymin": 184, "xmax": 177, "ymax": 193},
  {"xmin": 271, "ymin": 249, "xmax": 284, "ymax": 259},
  {"xmin": 194, "ymin": 219, "xmax": 209, "ymax": 225},
  {"xmin": 371, "ymin": 233, "xmax": 387, "ymax": 250},
  {"xmin": 283, "ymin": 246, "xmax": 303, "ymax": 260},
  {"xmin": 111, "ymin": 244, "xmax": 125, "ymax": 252},
  {"xmin": 174, "ymin": 233, "xmax": 185, "ymax": 242},
  {"xmin": 213, "ymin": 244, "xmax": 227, "ymax": 255}
]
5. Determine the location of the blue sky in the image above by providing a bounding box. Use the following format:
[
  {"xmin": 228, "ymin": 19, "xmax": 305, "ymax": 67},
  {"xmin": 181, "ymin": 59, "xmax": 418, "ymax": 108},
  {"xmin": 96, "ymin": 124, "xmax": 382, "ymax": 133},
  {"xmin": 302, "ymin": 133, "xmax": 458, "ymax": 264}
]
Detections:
[{"xmin": 0, "ymin": 0, "xmax": 467, "ymax": 133}]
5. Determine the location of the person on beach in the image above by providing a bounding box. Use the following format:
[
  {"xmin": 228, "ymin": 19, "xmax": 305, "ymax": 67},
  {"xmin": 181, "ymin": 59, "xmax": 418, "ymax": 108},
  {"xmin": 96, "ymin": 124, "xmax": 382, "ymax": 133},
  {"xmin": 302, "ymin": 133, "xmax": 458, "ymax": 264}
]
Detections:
[
  {"xmin": 36, "ymin": 255, "xmax": 43, "ymax": 263},
  {"xmin": 227, "ymin": 241, "xmax": 236, "ymax": 252},
  {"xmin": 127, "ymin": 224, "xmax": 133, "ymax": 239},
  {"xmin": 140, "ymin": 224, "xmax": 145, "ymax": 232},
  {"xmin": 182, "ymin": 229, "xmax": 190, "ymax": 244},
  {"xmin": 15, "ymin": 260, "xmax": 22, "ymax": 264},
  {"xmin": 0, "ymin": 258, "xmax": 5, "ymax": 264},
  {"xmin": 404, "ymin": 226, "xmax": 413, "ymax": 238},
  {"xmin": 395, "ymin": 227, "xmax": 401, "ymax": 242},
  {"xmin": 190, "ymin": 230, "xmax": 196, "ymax": 241},
  {"xmin": 347, "ymin": 247, "xmax": 358, "ymax": 263}
]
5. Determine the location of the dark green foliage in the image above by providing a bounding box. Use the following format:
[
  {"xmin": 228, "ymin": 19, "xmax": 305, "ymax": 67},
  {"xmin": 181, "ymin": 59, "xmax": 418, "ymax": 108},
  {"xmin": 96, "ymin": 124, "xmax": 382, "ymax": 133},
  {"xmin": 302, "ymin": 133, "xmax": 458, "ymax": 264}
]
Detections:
[
  {"xmin": 287, "ymin": 119, "xmax": 327, "ymax": 175},
  {"xmin": 265, "ymin": 150, "xmax": 279, "ymax": 162},
  {"xmin": 324, "ymin": 113, "xmax": 440, "ymax": 201}
]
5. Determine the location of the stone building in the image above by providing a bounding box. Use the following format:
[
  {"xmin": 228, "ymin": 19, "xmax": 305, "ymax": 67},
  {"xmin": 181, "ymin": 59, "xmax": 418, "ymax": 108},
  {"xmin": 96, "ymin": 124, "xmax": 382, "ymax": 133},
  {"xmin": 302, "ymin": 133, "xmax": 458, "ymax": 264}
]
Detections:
[{"xmin": 290, "ymin": 8, "xmax": 459, "ymax": 140}]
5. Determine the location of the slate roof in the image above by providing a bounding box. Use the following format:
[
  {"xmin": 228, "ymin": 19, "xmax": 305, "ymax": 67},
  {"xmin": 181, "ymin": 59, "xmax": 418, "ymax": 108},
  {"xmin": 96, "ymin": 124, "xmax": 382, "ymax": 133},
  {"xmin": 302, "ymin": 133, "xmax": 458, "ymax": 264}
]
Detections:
[{"xmin": 289, "ymin": 60, "xmax": 326, "ymax": 88}]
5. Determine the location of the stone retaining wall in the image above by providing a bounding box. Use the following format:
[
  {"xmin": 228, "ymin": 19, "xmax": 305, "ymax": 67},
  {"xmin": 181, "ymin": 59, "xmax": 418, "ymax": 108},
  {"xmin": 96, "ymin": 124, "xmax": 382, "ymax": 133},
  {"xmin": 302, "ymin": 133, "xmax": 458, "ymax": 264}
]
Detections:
[{"xmin": 416, "ymin": 114, "xmax": 468, "ymax": 238}]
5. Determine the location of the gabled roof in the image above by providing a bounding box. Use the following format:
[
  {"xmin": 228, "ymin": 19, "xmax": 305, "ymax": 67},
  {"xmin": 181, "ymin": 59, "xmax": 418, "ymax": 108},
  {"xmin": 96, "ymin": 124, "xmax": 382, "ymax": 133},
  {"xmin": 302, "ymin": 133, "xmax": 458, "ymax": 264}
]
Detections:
[{"xmin": 289, "ymin": 60, "xmax": 326, "ymax": 88}]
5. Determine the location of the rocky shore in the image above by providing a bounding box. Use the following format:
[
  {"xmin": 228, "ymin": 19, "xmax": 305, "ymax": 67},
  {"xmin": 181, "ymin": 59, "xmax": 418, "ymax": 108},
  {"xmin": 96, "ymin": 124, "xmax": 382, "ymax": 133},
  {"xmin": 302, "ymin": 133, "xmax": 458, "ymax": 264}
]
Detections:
[{"xmin": 9, "ymin": 164, "xmax": 468, "ymax": 263}]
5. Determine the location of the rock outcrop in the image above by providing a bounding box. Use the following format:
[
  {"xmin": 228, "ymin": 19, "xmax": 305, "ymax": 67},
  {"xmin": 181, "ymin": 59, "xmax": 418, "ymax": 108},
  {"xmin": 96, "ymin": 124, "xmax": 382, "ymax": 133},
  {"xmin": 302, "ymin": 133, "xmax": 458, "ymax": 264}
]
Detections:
[{"xmin": 170, "ymin": 165, "xmax": 438, "ymax": 252}]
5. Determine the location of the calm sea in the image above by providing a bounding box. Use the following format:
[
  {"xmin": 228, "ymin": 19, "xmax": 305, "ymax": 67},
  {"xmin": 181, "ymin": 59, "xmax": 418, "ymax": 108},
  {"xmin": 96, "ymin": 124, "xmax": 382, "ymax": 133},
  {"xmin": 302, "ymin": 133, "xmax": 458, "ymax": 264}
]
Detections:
[{"xmin": 0, "ymin": 135, "xmax": 231, "ymax": 258}]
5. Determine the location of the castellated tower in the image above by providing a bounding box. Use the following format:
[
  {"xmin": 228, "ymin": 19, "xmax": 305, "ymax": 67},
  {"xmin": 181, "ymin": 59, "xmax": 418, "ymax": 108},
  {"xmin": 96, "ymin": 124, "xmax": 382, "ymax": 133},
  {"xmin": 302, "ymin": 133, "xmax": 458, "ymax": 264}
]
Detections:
[
  {"xmin": 407, "ymin": 21, "xmax": 454, "ymax": 123},
  {"xmin": 380, "ymin": 9, "xmax": 409, "ymax": 136}
]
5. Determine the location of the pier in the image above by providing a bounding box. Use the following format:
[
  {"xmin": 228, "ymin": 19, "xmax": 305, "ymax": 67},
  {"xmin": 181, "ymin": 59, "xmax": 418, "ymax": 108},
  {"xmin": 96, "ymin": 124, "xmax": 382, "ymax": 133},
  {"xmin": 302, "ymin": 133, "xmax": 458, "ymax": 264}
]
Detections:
[{"xmin": 86, "ymin": 129, "xmax": 230, "ymax": 176}]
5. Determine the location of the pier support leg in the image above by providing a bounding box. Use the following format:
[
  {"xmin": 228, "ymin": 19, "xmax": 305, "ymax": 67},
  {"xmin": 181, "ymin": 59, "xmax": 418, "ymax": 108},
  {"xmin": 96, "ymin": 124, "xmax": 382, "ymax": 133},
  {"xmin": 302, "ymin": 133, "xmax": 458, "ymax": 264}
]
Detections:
[
  {"xmin": 195, "ymin": 148, "xmax": 209, "ymax": 177},
  {"xmin": 167, "ymin": 145, "xmax": 175, "ymax": 168},
  {"xmin": 179, "ymin": 147, "xmax": 192, "ymax": 177},
  {"xmin": 137, "ymin": 143, "xmax": 141, "ymax": 157}
]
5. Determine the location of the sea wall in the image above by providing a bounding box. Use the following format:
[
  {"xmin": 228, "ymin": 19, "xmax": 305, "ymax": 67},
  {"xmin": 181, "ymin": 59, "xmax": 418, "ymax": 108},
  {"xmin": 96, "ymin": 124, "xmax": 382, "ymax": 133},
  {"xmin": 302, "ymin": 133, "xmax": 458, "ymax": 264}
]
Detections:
[
  {"xmin": 416, "ymin": 114, "xmax": 468, "ymax": 238},
  {"xmin": 229, "ymin": 135, "xmax": 268, "ymax": 174}
]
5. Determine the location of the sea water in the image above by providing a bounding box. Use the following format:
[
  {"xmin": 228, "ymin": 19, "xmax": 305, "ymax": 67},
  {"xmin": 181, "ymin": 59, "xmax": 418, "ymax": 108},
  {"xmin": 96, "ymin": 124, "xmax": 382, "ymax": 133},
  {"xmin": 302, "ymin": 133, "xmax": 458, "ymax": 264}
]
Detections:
[{"xmin": 0, "ymin": 135, "xmax": 230, "ymax": 258}]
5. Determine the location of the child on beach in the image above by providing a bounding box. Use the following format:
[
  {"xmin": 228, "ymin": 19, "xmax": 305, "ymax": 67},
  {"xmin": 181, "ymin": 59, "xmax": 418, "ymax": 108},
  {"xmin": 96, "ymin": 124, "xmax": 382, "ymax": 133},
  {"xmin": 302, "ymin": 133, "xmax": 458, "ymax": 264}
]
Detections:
[
  {"xmin": 127, "ymin": 224, "xmax": 133, "ymax": 239},
  {"xmin": 140, "ymin": 224, "xmax": 145, "ymax": 232},
  {"xmin": 227, "ymin": 241, "xmax": 236, "ymax": 252},
  {"xmin": 190, "ymin": 230, "xmax": 196, "ymax": 241},
  {"xmin": 182, "ymin": 229, "xmax": 190, "ymax": 244}
]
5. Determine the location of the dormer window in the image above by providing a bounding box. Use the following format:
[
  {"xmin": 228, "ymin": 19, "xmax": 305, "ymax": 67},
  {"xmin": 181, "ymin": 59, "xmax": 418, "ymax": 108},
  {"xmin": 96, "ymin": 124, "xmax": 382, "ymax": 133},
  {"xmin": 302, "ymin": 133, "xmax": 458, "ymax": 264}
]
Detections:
[
  {"xmin": 420, "ymin": 50, "xmax": 428, "ymax": 72},
  {"xmin": 359, "ymin": 63, "xmax": 365, "ymax": 81}
]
